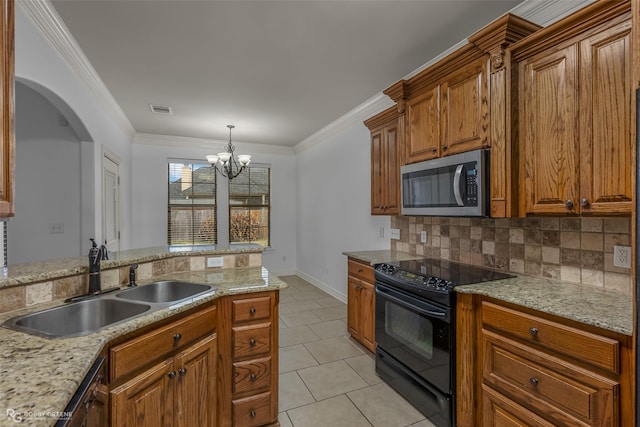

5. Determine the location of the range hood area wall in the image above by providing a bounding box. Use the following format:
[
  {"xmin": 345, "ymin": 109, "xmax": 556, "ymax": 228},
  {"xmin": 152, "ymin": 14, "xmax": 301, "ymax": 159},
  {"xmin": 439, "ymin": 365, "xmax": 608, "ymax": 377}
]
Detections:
[{"xmin": 391, "ymin": 215, "xmax": 632, "ymax": 294}]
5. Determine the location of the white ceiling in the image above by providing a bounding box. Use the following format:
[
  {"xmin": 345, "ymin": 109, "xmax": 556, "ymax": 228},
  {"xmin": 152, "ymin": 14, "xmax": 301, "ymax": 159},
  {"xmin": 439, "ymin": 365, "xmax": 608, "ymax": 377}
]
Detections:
[{"xmin": 47, "ymin": 0, "xmax": 587, "ymax": 147}]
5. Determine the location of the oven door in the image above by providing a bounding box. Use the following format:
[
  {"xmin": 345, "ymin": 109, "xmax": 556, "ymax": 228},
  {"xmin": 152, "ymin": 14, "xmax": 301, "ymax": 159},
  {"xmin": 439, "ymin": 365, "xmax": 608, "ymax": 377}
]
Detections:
[{"xmin": 375, "ymin": 282, "xmax": 452, "ymax": 394}]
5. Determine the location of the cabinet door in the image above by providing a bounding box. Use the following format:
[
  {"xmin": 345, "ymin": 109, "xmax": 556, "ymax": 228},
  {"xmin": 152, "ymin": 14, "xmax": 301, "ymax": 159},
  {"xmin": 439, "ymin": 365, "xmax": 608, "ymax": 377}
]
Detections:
[
  {"xmin": 347, "ymin": 276, "xmax": 361, "ymax": 339},
  {"xmin": 371, "ymin": 128, "xmax": 385, "ymax": 214},
  {"xmin": 175, "ymin": 334, "xmax": 217, "ymax": 427},
  {"xmin": 483, "ymin": 385, "xmax": 556, "ymax": 427},
  {"xmin": 406, "ymin": 86, "xmax": 440, "ymax": 163},
  {"xmin": 520, "ymin": 44, "xmax": 580, "ymax": 215},
  {"xmin": 0, "ymin": 0, "xmax": 14, "ymax": 217},
  {"xmin": 441, "ymin": 58, "xmax": 489, "ymax": 156},
  {"xmin": 358, "ymin": 281, "xmax": 376, "ymax": 352},
  {"xmin": 111, "ymin": 359, "xmax": 174, "ymax": 427},
  {"xmin": 579, "ymin": 20, "xmax": 633, "ymax": 214}
]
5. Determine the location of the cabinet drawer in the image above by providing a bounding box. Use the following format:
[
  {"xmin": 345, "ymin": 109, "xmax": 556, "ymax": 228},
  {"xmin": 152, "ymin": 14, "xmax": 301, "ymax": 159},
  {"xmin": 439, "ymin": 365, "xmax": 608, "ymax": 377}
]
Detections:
[
  {"xmin": 232, "ymin": 392, "xmax": 272, "ymax": 427},
  {"xmin": 482, "ymin": 384, "xmax": 556, "ymax": 427},
  {"xmin": 483, "ymin": 330, "xmax": 618, "ymax": 426},
  {"xmin": 348, "ymin": 259, "xmax": 374, "ymax": 283},
  {"xmin": 232, "ymin": 296, "xmax": 271, "ymax": 324},
  {"xmin": 233, "ymin": 323, "xmax": 271, "ymax": 360},
  {"xmin": 482, "ymin": 301, "xmax": 619, "ymax": 373},
  {"xmin": 233, "ymin": 357, "xmax": 271, "ymax": 395},
  {"xmin": 111, "ymin": 305, "xmax": 217, "ymax": 380}
]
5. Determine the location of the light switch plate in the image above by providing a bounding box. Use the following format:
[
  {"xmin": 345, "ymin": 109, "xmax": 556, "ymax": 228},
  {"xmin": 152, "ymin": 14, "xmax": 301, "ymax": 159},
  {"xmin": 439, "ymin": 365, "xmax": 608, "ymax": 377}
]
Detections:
[{"xmin": 420, "ymin": 231, "xmax": 427, "ymax": 243}]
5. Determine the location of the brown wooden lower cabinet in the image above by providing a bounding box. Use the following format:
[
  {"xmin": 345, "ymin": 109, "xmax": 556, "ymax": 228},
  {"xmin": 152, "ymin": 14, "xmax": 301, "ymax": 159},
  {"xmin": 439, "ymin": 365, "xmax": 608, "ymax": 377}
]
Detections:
[
  {"xmin": 347, "ymin": 258, "xmax": 376, "ymax": 353},
  {"xmin": 456, "ymin": 295, "xmax": 633, "ymax": 427},
  {"xmin": 110, "ymin": 334, "xmax": 217, "ymax": 427}
]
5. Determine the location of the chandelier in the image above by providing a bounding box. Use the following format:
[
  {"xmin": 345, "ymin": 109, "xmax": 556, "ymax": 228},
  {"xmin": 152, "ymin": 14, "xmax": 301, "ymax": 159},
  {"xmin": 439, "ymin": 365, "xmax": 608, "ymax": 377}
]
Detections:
[{"xmin": 205, "ymin": 125, "xmax": 251, "ymax": 180}]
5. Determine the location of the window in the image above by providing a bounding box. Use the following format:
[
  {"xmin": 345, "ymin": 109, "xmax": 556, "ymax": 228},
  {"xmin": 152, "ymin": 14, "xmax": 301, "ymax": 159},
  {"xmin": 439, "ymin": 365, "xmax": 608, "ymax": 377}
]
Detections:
[
  {"xmin": 168, "ymin": 161, "xmax": 216, "ymax": 245},
  {"xmin": 229, "ymin": 165, "xmax": 270, "ymax": 246}
]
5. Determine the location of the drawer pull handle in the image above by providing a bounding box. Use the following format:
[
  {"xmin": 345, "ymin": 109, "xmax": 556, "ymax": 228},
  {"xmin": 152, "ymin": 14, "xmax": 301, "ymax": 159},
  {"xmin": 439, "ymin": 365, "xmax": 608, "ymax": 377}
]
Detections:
[
  {"xmin": 250, "ymin": 307, "xmax": 256, "ymax": 315},
  {"xmin": 249, "ymin": 338, "xmax": 256, "ymax": 347},
  {"xmin": 250, "ymin": 409, "xmax": 256, "ymax": 418},
  {"xmin": 529, "ymin": 377, "xmax": 539, "ymax": 386},
  {"xmin": 173, "ymin": 333, "xmax": 182, "ymax": 342},
  {"xmin": 168, "ymin": 371, "xmax": 177, "ymax": 379},
  {"xmin": 250, "ymin": 373, "xmax": 257, "ymax": 382},
  {"xmin": 529, "ymin": 327, "xmax": 538, "ymax": 336},
  {"xmin": 179, "ymin": 368, "xmax": 187, "ymax": 376}
]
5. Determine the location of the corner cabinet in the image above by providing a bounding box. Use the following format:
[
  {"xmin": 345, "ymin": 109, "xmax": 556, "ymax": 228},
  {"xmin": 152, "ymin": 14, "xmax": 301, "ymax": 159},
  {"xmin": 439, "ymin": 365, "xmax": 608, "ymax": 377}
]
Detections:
[
  {"xmin": 0, "ymin": 0, "xmax": 14, "ymax": 218},
  {"xmin": 364, "ymin": 107, "xmax": 402, "ymax": 216},
  {"xmin": 218, "ymin": 291, "xmax": 279, "ymax": 427},
  {"xmin": 514, "ymin": 1, "xmax": 633, "ymax": 216},
  {"xmin": 346, "ymin": 258, "xmax": 375, "ymax": 353}
]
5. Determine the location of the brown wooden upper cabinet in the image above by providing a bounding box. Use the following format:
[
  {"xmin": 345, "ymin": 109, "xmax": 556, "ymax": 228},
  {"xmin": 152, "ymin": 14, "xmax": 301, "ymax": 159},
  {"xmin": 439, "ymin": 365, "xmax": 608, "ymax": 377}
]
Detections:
[
  {"xmin": 0, "ymin": 0, "xmax": 14, "ymax": 218},
  {"xmin": 365, "ymin": 107, "xmax": 401, "ymax": 215},
  {"xmin": 405, "ymin": 58, "xmax": 489, "ymax": 164},
  {"xmin": 514, "ymin": 1, "xmax": 633, "ymax": 216}
]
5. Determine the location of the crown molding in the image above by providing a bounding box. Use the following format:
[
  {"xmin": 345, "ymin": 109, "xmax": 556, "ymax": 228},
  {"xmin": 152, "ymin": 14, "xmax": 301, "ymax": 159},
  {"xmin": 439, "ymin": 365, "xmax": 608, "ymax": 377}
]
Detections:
[
  {"xmin": 295, "ymin": 93, "xmax": 394, "ymax": 153},
  {"xmin": 509, "ymin": 0, "xmax": 595, "ymax": 26},
  {"xmin": 17, "ymin": 0, "xmax": 135, "ymax": 137},
  {"xmin": 133, "ymin": 133, "xmax": 296, "ymax": 156}
]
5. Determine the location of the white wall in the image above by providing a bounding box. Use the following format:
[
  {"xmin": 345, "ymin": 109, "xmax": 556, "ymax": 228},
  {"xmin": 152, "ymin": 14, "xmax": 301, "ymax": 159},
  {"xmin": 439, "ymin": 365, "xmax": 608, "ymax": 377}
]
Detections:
[
  {"xmin": 14, "ymin": 6, "xmax": 134, "ymax": 254},
  {"xmin": 295, "ymin": 122, "xmax": 390, "ymax": 301},
  {"xmin": 131, "ymin": 140, "xmax": 297, "ymax": 274},
  {"xmin": 10, "ymin": 83, "xmax": 83, "ymax": 264}
]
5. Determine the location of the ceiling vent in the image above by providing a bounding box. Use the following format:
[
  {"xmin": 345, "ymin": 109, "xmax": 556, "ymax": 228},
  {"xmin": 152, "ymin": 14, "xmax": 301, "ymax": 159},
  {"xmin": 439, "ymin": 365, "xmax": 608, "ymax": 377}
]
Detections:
[{"xmin": 149, "ymin": 104, "xmax": 173, "ymax": 114}]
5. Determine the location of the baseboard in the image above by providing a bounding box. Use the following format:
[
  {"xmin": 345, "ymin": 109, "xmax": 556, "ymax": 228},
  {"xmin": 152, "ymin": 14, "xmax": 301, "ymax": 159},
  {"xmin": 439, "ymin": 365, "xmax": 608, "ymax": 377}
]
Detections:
[{"xmin": 294, "ymin": 270, "xmax": 347, "ymax": 304}]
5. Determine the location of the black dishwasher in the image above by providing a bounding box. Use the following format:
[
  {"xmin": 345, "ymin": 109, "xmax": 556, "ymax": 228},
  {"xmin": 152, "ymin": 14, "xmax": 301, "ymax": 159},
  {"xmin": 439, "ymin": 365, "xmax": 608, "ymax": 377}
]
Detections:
[{"xmin": 55, "ymin": 356, "xmax": 105, "ymax": 427}]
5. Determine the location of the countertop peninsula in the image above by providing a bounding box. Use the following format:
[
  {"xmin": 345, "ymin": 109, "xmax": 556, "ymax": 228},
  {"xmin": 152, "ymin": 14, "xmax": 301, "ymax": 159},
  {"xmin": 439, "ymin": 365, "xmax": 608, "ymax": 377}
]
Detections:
[
  {"xmin": 0, "ymin": 245, "xmax": 285, "ymax": 427},
  {"xmin": 344, "ymin": 249, "xmax": 633, "ymax": 336}
]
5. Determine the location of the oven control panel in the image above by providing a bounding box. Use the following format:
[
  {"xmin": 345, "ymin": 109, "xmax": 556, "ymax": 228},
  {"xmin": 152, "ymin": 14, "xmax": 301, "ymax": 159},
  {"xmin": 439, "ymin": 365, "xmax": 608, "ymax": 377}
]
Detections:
[{"xmin": 375, "ymin": 263, "xmax": 453, "ymax": 292}]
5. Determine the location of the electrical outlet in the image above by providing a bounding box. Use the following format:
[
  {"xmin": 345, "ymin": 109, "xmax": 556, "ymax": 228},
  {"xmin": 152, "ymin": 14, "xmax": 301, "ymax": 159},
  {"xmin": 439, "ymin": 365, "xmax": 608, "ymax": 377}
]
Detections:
[
  {"xmin": 613, "ymin": 245, "xmax": 631, "ymax": 269},
  {"xmin": 48, "ymin": 223, "xmax": 64, "ymax": 234},
  {"xmin": 207, "ymin": 257, "xmax": 224, "ymax": 268},
  {"xmin": 390, "ymin": 228, "xmax": 400, "ymax": 240},
  {"xmin": 420, "ymin": 231, "xmax": 427, "ymax": 243}
]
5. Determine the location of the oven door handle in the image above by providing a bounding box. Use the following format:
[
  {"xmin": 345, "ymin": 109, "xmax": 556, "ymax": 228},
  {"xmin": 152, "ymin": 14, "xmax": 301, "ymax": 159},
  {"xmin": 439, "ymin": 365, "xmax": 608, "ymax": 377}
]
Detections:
[{"xmin": 376, "ymin": 283, "xmax": 448, "ymax": 319}]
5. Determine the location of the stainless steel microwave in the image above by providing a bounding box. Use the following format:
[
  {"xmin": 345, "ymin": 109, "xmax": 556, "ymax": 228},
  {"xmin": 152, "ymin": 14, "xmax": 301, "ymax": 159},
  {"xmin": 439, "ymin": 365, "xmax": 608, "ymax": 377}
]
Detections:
[{"xmin": 401, "ymin": 149, "xmax": 487, "ymax": 216}]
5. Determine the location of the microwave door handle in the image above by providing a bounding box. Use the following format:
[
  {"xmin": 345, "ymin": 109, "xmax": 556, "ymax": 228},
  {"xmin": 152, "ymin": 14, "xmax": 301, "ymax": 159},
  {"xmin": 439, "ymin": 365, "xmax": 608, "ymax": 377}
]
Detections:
[{"xmin": 453, "ymin": 164, "xmax": 464, "ymax": 206}]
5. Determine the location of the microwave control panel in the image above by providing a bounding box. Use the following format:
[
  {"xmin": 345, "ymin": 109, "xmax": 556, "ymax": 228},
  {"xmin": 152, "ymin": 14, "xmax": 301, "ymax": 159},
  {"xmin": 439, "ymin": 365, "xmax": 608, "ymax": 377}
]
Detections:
[{"xmin": 464, "ymin": 165, "xmax": 478, "ymax": 206}]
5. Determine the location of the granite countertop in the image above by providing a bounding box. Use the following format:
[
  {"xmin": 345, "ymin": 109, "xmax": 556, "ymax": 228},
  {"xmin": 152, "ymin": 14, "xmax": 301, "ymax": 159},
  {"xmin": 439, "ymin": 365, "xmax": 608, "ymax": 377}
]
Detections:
[
  {"xmin": 456, "ymin": 276, "xmax": 633, "ymax": 336},
  {"xmin": 0, "ymin": 244, "xmax": 263, "ymax": 289},
  {"xmin": 0, "ymin": 266, "xmax": 286, "ymax": 427},
  {"xmin": 343, "ymin": 250, "xmax": 424, "ymax": 265},
  {"xmin": 343, "ymin": 250, "xmax": 632, "ymax": 336}
]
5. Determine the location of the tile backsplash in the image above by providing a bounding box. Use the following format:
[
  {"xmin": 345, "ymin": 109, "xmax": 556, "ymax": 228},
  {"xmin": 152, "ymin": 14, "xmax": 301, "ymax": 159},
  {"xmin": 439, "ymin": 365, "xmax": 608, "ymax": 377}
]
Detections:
[{"xmin": 391, "ymin": 216, "xmax": 632, "ymax": 294}]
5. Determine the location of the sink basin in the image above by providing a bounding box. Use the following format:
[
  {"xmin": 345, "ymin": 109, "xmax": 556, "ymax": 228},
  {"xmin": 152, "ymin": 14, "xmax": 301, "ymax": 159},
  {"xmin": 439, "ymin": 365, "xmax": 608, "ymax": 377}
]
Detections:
[
  {"xmin": 4, "ymin": 299, "xmax": 151, "ymax": 338},
  {"xmin": 116, "ymin": 281, "xmax": 213, "ymax": 303}
]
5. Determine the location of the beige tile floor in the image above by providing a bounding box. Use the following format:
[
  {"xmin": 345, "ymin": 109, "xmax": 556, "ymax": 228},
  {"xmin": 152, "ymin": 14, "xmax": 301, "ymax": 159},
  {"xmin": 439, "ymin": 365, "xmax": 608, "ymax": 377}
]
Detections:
[{"xmin": 277, "ymin": 275, "xmax": 437, "ymax": 427}]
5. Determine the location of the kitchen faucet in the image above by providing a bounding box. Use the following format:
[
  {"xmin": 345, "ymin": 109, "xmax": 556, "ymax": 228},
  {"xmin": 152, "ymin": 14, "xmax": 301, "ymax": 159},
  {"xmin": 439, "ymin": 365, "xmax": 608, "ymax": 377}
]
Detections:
[{"xmin": 88, "ymin": 238, "xmax": 109, "ymax": 294}]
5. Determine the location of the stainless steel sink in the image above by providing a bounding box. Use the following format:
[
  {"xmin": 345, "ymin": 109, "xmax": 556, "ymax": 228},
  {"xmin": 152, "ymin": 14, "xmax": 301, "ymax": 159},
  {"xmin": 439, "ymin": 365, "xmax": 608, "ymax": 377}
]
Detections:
[
  {"xmin": 4, "ymin": 299, "xmax": 151, "ymax": 338},
  {"xmin": 116, "ymin": 281, "xmax": 213, "ymax": 303}
]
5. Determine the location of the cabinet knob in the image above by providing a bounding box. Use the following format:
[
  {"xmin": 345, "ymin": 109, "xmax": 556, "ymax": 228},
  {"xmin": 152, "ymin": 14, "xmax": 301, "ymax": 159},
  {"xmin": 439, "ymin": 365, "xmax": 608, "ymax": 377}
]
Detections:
[
  {"xmin": 565, "ymin": 199, "xmax": 574, "ymax": 209},
  {"xmin": 529, "ymin": 377, "xmax": 539, "ymax": 386},
  {"xmin": 179, "ymin": 368, "xmax": 187, "ymax": 376},
  {"xmin": 580, "ymin": 198, "xmax": 590, "ymax": 208},
  {"xmin": 173, "ymin": 333, "xmax": 182, "ymax": 342},
  {"xmin": 529, "ymin": 327, "xmax": 538, "ymax": 336},
  {"xmin": 168, "ymin": 371, "xmax": 177, "ymax": 379},
  {"xmin": 250, "ymin": 410, "xmax": 257, "ymax": 418},
  {"xmin": 249, "ymin": 338, "xmax": 256, "ymax": 347},
  {"xmin": 432, "ymin": 148, "xmax": 437, "ymax": 153},
  {"xmin": 442, "ymin": 145, "xmax": 448, "ymax": 151},
  {"xmin": 249, "ymin": 307, "xmax": 256, "ymax": 315},
  {"xmin": 250, "ymin": 373, "xmax": 257, "ymax": 382}
]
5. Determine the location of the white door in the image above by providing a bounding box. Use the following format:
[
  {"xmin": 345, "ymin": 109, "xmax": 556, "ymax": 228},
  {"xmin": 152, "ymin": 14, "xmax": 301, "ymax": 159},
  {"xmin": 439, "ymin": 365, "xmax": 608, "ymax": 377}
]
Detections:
[{"xmin": 102, "ymin": 153, "xmax": 120, "ymax": 252}]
